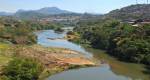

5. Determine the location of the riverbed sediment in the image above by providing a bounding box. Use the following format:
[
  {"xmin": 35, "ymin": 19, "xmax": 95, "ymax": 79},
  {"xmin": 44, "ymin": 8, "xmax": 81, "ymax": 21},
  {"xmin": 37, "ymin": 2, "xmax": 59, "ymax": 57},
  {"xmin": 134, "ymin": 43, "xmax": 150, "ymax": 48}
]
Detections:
[{"xmin": 14, "ymin": 45, "xmax": 96, "ymax": 79}]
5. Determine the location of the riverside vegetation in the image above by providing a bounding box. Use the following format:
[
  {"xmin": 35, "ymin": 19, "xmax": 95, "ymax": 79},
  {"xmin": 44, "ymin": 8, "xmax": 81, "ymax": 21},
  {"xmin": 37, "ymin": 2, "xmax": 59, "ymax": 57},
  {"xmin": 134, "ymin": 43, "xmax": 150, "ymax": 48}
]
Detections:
[
  {"xmin": 0, "ymin": 17, "xmax": 63, "ymax": 44},
  {"xmin": 1, "ymin": 4, "xmax": 150, "ymax": 80},
  {"xmin": 72, "ymin": 18, "xmax": 150, "ymax": 65},
  {"xmin": 0, "ymin": 17, "xmax": 95, "ymax": 80}
]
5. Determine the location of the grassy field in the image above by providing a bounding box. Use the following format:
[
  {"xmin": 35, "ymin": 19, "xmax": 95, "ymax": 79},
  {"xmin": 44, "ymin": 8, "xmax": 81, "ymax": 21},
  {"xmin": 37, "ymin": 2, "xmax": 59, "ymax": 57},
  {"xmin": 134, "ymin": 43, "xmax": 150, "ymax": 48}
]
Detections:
[
  {"xmin": 0, "ymin": 43, "xmax": 12, "ymax": 62},
  {"xmin": 0, "ymin": 43, "xmax": 9, "ymax": 50},
  {"xmin": 0, "ymin": 43, "xmax": 12, "ymax": 75},
  {"xmin": 0, "ymin": 55, "xmax": 12, "ymax": 66}
]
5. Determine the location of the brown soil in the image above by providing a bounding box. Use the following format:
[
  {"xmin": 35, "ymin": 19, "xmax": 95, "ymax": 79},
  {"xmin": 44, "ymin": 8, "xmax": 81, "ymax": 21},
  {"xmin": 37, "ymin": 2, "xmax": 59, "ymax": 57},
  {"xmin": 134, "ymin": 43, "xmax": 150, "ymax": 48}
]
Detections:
[{"xmin": 16, "ymin": 45, "xmax": 95, "ymax": 68}]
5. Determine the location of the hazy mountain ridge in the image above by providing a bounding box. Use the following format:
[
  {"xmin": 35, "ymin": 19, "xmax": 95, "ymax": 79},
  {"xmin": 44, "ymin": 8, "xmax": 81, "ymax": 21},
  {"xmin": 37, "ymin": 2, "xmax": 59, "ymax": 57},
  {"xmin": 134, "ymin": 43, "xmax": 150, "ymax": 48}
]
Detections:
[
  {"xmin": 0, "ymin": 12, "xmax": 13, "ymax": 16},
  {"xmin": 14, "ymin": 7, "xmax": 77, "ymax": 20},
  {"xmin": 105, "ymin": 4, "xmax": 150, "ymax": 20},
  {"xmin": 1, "ymin": 4, "xmax": 150, "ymax": 20},
  {"xmin": 0, "ymin": 7, "xmax": 75, "ymax": 20},
  {"xmin": 15, "ymin": 7, "xmax": 72, "ymax": 15},
  {"xmin": 14, "ymin": 11, "xmax": 47, "ymax": 20},
  {"xmin": 36, "ymin": 7, "xmax": 72, "ymax": 15}
]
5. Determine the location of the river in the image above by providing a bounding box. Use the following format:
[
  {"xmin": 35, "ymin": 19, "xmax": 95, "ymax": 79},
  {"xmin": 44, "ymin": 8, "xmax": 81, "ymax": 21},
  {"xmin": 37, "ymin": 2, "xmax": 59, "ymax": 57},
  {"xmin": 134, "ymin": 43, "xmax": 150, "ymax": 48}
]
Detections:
[{"xmin": 36, "ymin": 30, "xmax": 150, "ymax": 80}]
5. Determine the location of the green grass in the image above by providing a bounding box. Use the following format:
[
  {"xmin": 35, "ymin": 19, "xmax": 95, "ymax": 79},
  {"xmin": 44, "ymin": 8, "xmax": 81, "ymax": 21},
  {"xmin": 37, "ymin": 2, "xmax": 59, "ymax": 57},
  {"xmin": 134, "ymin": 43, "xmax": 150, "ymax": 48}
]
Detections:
[
  {"xmin": 0, "ymin": 55, "xmax": 12, "ymax": 65},
  {"xmin": 0, "ymin": 43, "xmax": 12, "ymax": 69},
  {"xmin": 0, "ymin": 55, "xmax": 12, "ymax": 80},
  {"xmin": 0, "ymin": 43, "xmax": 10, "ymax": 52}
]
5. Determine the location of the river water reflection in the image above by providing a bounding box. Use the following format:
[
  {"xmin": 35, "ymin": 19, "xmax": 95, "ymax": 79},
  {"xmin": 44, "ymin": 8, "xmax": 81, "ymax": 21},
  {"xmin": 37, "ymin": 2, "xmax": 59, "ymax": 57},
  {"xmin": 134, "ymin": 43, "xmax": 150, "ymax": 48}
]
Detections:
[{"xmin": 36, "ymin": 30, "xmax": 150, "ymax": 80}]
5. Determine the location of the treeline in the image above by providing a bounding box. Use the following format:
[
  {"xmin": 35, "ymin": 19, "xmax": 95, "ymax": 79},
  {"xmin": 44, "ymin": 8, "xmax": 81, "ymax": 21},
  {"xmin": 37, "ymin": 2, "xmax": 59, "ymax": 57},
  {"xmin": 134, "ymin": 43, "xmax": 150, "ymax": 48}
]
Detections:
[
  {"xmin": 74, "ymin": 19, "xmax": 150, "ymax": 65},
  {"xmin": 0, "ymin": 17, "xmax": 63, "ymax": 44}
]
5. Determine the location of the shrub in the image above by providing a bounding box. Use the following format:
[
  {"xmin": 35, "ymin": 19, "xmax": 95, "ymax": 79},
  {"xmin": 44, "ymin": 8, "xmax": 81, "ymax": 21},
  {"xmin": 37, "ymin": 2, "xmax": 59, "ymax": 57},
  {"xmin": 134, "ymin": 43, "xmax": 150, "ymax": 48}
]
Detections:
[{"xmin": 2, "ymin": 58, "xmax": 44, "ymax": 80}]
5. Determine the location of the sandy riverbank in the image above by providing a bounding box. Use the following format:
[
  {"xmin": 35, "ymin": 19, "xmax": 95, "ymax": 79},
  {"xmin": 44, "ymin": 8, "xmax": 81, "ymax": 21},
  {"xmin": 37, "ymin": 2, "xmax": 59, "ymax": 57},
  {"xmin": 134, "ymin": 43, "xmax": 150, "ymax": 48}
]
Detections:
[
  {"xmin": 0, "ymin": 43, "xmax": 96, "ymax": 80},
  {"xmin": 12, "ymin": 45, "xmax": 96, "ymax": 79}
]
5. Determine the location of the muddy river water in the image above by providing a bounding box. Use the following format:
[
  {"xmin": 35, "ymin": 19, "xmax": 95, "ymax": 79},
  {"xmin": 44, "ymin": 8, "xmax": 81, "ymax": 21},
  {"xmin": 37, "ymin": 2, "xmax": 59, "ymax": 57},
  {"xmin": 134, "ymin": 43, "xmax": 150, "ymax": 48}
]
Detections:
[{"xmin": 36, "ymin": 30, "xmax": 150, "ymax": 80}]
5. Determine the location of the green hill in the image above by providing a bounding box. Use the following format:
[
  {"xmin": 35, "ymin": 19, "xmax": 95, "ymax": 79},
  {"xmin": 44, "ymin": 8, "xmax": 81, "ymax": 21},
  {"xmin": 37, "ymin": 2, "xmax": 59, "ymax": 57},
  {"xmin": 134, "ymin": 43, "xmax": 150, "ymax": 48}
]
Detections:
[{"xmin": 105, "ymin": 4, "xmax": 150, "ymax": 20}]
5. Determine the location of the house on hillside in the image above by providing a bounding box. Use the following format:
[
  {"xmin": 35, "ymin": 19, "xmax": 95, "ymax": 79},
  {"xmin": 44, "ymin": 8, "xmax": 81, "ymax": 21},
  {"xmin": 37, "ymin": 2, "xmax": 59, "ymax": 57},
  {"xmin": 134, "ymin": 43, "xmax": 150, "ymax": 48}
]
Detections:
[
  {"xmin": 122, "ymin": 19, "xmax": 150, "ymax": 26},
  {"xmin": 141, "ymin": 19, "xmax": 150, "ymax": 24}
]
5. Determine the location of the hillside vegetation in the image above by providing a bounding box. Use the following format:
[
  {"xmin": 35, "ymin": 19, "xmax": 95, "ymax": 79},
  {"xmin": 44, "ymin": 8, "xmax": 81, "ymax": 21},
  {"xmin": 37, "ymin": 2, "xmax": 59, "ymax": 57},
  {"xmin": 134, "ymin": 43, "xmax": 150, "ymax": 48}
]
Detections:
[
  {"xmin": 105, "ymin": 4, "xmax": 150, "ymax": 20},
  {"xmin": 74, "ymin": 19, "xmax": 150, "ymax": 65},
  {"xmin": 72, "ymin": 4, "xmax": 150, "ymax": 65},
  {"xmin": 0, "ymin": 17, "xmax": 63, "ymax": 79},
  {"xmin": 0, "ymin": 17, "xmax": 62, "ymax": 44}
]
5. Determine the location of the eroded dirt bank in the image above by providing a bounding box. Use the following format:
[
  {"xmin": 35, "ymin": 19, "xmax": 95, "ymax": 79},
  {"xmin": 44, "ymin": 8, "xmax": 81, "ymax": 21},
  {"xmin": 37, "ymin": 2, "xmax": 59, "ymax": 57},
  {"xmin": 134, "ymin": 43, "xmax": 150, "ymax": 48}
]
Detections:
[
  {"xmin": 0, "ymin": 43, "xmax": 96, "ymax": 80},
  {"xmin": 17, "ymin": 45, "xmax": 95, "ymax": 65},
  {"xmin": 14, "ymin": 45, "xmax": 96, "ymax": 79}
]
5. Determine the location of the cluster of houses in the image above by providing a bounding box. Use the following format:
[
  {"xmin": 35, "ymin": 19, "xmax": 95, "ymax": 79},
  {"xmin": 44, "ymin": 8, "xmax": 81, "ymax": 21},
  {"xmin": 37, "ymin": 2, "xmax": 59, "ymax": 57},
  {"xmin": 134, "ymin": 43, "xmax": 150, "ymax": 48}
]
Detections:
[
  {"xmin": 123, "ymin": 19, "xmax": 150, "ymax": 26},
  {"xmin": 39, "ymin": 16, "xmax": 80, "ymax": 23}
]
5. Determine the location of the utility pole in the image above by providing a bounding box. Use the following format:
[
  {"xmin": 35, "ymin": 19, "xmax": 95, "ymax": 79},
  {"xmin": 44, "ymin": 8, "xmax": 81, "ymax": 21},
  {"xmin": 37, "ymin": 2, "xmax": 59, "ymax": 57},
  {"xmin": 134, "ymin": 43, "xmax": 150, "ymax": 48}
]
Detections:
[{"xmin": 147, "ymin": 0, "xmax": 149, "ymax": 4}]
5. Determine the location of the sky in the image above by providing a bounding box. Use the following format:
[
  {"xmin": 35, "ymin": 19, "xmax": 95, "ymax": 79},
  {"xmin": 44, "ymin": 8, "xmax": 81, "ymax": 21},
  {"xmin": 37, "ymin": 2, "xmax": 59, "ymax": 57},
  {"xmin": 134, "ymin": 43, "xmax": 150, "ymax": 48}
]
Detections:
[{"xmin": 0, "ymin": 0, "xmax": 148, "ymax": 13}]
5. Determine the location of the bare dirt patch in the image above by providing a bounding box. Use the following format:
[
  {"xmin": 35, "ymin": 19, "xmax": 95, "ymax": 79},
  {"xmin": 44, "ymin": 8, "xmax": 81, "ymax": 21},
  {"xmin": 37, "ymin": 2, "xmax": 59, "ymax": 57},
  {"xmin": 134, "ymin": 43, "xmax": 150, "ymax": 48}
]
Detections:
[{"xmin": 16, "ymin": 45, "xmax": 95, "ymax": 67}]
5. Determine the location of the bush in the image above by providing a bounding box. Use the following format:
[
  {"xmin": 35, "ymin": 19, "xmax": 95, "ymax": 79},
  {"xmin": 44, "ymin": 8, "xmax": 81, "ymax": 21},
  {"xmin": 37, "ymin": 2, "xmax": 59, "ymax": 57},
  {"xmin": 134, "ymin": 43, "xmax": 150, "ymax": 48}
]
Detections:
[{"xmin": 2, "ymin": 58, "xmax": 44, "ymax": 80}]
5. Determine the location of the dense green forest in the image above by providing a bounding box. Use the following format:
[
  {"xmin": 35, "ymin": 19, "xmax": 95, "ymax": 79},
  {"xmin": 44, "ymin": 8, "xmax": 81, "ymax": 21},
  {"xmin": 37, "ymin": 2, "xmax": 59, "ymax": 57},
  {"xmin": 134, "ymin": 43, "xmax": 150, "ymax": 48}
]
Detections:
[
  {"xmin": 0, "ymin": 17, "xmax": 63, "ymax": 44},
  {"xmin": 74, "ymin": 19, "xmax": 150, "ymax": 65}
]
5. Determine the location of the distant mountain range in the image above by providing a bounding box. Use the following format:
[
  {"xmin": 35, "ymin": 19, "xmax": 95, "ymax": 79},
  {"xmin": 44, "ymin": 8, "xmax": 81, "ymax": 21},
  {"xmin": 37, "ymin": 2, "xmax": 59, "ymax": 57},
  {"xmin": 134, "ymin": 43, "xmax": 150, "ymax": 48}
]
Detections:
[
  {"xmin": 36, "ymin": 7, "xmax": 72, "ymax": 15},
  {"xmin": 0, "ymin": 12, "xmax": 13, "ymax": 16},
  {"xmin": 14, "ymin": 7, "xmax": 75, "ymax": 19},
  {"xmin": 15, "ymin": 7, "xmax": 72, "ymax": 15},
  {"xmin": 0, "ymin": 7, "xmax": 75, "ymax": 19},
  {"xmin": 1, "ymin": 4, "xmax": 150, "ymax": 20}
]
